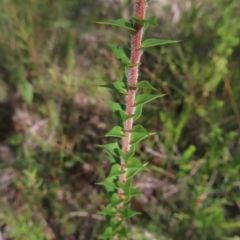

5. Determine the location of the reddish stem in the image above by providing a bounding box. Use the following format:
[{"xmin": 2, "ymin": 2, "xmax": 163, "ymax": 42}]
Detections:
[
  {"xmin": 114, "ymin": 2, "xmax": 148, "ymax": 237},
  {"xmin": 120, "ymin": 0, "xmax": 147, "ymax": 186}
]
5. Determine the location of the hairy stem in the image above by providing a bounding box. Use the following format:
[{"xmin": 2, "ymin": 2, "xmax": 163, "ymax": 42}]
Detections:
[{"xmin": 119, "ymin": 0, "xmax": 147, "ymax": 193}]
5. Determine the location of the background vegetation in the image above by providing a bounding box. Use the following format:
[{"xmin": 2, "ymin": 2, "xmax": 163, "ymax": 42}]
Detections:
[{"xmin": 0, "ymin": 0, "xmax": 239, "ymax": 239}]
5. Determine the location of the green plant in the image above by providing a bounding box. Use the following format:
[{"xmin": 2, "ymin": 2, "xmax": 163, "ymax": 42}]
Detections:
[
  {"xmin": 97, "ymin": 1, "xmax": 178, "ymax": 239},
  {"xmin": 1, "ymin": 0, "xmax": 239, "ymax": 239}
]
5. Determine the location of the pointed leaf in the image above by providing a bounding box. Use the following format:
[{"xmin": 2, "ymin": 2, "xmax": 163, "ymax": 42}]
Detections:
[
  {"xmin": 117, "ymin": 226, "xmax": 130, "ymax": 240},
  {"xmin": 97, "ymin": 176, "xmax": 118, "ymax": 190},
  {"xmin": 108, "ymin": 154, "xmax": 120, "ymax": 164},
  {"xmin": 131, "ymin": 132, "xmax": 149, "ymax": 145},
  {"xmin": 105, "ymin": 126, "xmax": 126, "ymax": 138},
  {"xmin": 141, "ymin": 38, "xmax": 179, "ymax": 49},
  {"xmin": 98, "ymin": 82, "xmax": 128, "ymax": 94},
  {"xmin": 106, "ymin": 101, "xmax": 133, "ymax": 125},
  {"xmin": 134, "ymin": 94, "xmax": 164, "ymax": 106},
  {"xmin": 136, "ymin": 80, "xmax": 156, "ymax": 90},
  {"xmin": 96, "ymin": 142, "xmax": 121, "ymax": 156},
  {"xmin": 98, "ymin": 227, "xmax": 113, "ymax": 239},
  {"xmin": 144, "ymin": 23, "xmax": 149, "ymax": 31},
  {"xmin": 131, "ymin": 125, "xmax": 148, "ymax": 133},
  {"xmin": 119, "ymin": 180, "xmax": 141, "ymax": 202},
  {"xmin": 118, "ymin": 145, "xmax": 135, "ymax": 162},
  {"xmin": 96, "ymin": 18, "xmax": 136, "ymax": 32},
  {"xmin": 117, "ymin": 110, "xmax": 134, "ymax": 124},
  {"xmin": 110, "ymin": 217, "xmax": 123, "ymax": 232},
  {"xmin": 111, "ymin": 193, "xmax": 123, "ymax": 207},
  {"xmin": 126, "ymin": 158, "xmax": 147, "ymax": 178},
  {"xmin": 133, "ymin": 104, "xmax": 143, "ymax": 120},
  {"xmin": 100, "ymin": 204, "xmax": 117, "ymax": 217},
  {"xmin": 107, "ymin": 43, "xmax": 132, "ymax": 66},
  {"xmin": 121, "ymin": 205, "xmax": 140, "ymax": 220},
  {"xmin": 130, "ymin": 125, "xmax": 154, "ymax": 144},
  {"xmin": 106, "ymin": 100, "xmax": 124, "ymax": 113},
  {"xmin": 108, "ymin": 164, "xmax": 125, "ymax": 178},
  {"xmin": 133, "ymin": 16, "xmax": 157, "ymax": 26}
]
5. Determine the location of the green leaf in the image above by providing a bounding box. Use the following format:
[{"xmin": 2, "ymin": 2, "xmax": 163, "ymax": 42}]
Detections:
[
  {"xmin": 96, "ymin": 143, "xmax": 121, "ymax": 156},
  {"xmin": 106, "ymin": 100, "xmax": 124, "ymax": 113},
  {"xmin": 136, "ymin": 80, "xmax": 156, "ymax": 90},
  {"xmin": 144, "ymin": 23, "xmax": 149, "ymax": 31},
  {"xmin": 97, "ymin": 176, "xmax": 118, "ymax": 190},
  {"xmin": 179, "ymin": 145, "xmax": 196, "ymax": 164},
  {"xmin": 126, "ymin": 158, "xmax": 147, "ymax": 178},
  {"xmin": 131, "ymin": 125, "xmax": 154, "ymax": 144},
  {"xmin": 98, "ymin": 227, "xmax": 113, "ymax": 239},
  {"xmin": 118, "ymin": 145, "xmax": 135, "ymax": 162},
  {"xmin": 133, "ymin": 16, "xmax": 157, "ymax": 26},
  {"xmin": 117, "ymin": 226, "xmax": 129, "ymax": 240},
  {"xmin": 107, "ymin": 43, "xmax": 132, "ymax": 66},
  {"xmin": 108, "ymin": 154, "xmax": 120, "ymax": 164},
  {"xmin": 105, "ymin": 126, "xmax": 126, "ymax": 138},
  {"xmin": 108, "ymin": 164, "xmax": 125, "ymax": 178},
  {"xmin": 134, "ymin": 94, "xmax": 164, "ymax": 106},
  {"xmin": 110, "ymin": 218, "xmax": 123, "ymax": 233},
  {"xmin": 117, "ymin": 110, "xmax": 134, "ymax": 124},
  {"xmin": 98, "ymin": 82, "xmax": 128, "ymax": 94},
  {"xmin": 119, "ymin": 180, "xmax": 141, "ymax": 202},
  {"xmin": 100, "ymin": 204, "xmax": 117, "ymax": 217},
  {"xmin": 111, "ymin": 193, "xmax": 123, "ymax": 207},
  {"xmin": 140, "ymin": 38, "xmax": 179, "ymax": 49},
  {"xmin": 133, "ymin": 104, "xmax": 143, "ymax": 121},
  {"xmin": 96, "ymin": 18, "xmax": 136, "ymax": 32},
  {"xmin": 19, "ymin": 81, "xmax": 33, "ymax": 104},
  {"xmin": 106, "ymin": 101, "xmax": 132, "ymax": 124},
  {"xmin": 121, "ymin": 205, "xmax": 140, "ymax": 220}
]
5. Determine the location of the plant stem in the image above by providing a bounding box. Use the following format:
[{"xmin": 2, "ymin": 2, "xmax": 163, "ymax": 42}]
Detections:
[{"xmin": 119, "ymin": 0, "xmax": 147, "ymax": 191}]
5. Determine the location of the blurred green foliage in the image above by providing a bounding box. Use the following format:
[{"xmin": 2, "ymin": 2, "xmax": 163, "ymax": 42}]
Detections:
[{"xmin": 0, "ymin": 0, "xmax": 239, "ymax": 239}]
